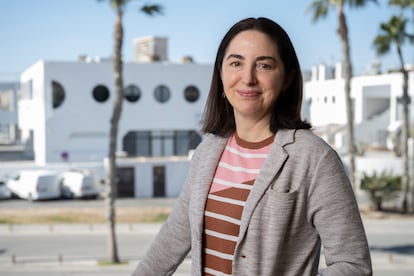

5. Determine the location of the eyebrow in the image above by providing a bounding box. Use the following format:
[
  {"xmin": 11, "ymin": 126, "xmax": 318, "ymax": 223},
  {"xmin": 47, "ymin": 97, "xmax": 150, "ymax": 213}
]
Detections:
[{"xmin": 226, "ymin": 54, "xmax": 276, "ymax": 63}]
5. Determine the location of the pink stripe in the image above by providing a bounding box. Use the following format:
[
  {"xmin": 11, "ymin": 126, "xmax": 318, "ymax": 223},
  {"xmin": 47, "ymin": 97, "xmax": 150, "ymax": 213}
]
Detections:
[
  {"xmin": 208, "ymin": 135, "xmax": 270, "ymax": 194},
  {"xmin": 220, "ymin": 150, "xmax": 266, "ymax": 170},
  {"xmin": 209, "ymin": 182, "xmax": 231, "ymax": 193},
  {"xmin": 214, "ymin": 165, "xmax": 256, "ymax": 183}
]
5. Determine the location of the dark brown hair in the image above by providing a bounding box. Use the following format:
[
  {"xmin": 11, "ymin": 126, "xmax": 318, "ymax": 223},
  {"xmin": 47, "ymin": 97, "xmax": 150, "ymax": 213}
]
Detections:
[{"xmin": 202, "ymin": 17, "xmax": 311, "ymax": 137}]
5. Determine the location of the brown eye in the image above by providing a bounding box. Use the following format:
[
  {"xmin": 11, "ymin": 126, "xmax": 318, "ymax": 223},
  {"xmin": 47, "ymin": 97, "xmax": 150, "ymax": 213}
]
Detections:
[
  {"xmin": 230, "ymin": 61, "xmax": 241, "ymax": 67},
  {"xmin": 258, "ymin": 63, "xmax": 272, "ymax": 70}
]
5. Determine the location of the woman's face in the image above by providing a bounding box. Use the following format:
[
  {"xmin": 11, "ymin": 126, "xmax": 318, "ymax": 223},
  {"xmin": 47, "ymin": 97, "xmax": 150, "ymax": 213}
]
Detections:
[{"xmin": 221, "ymin": 30, "xmax": 288, "ymax": 124}]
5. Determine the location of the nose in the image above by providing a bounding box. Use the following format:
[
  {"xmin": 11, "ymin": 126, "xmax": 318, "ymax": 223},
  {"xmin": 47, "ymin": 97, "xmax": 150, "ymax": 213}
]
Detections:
[{"xmin": 241, "ymin": 66, "xmax": 257, "ymax": 86}]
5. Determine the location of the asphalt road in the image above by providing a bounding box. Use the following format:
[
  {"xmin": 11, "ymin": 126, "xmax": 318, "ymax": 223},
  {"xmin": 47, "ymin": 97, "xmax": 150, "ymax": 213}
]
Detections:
[{"xmin": 1, "ymin": 198, "xmax": 414, "ymax": 275}]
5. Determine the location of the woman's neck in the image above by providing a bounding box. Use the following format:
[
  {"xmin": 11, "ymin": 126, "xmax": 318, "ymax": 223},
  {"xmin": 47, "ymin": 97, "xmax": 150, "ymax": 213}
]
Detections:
[{"xmin": 235, "ymin": 121, "xmax": 274, "ymax": 143}]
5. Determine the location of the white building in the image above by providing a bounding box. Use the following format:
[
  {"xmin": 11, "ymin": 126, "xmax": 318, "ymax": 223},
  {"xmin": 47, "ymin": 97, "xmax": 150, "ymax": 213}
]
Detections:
[
  {"xmin": 14, "ymin": 60, "xmax": 212, "ymax": 197},
  {"xmin": 304, "ymin": 63, "xmax": 414, "ymax": 152},
  {"xmin": 0, "ymin": 82, "xmax": 19, "ymax": 144},
  {"xmin": 133, "ymin": 36, "xmax": 168, "ymax": 63},
  {"xmin": 19, "ymin": 60, "xmax": 211, "ymax": 165}
]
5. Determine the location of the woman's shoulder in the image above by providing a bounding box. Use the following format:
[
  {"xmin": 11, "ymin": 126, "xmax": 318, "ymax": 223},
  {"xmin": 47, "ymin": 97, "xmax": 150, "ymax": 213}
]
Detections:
[
  {"xmin": 200, "ymin": 133, "xmax": 227, "ymax": 147},
  {"xmin": 191, "ymin": 134, "xmax": 228, "ymax": 158},
  {"xmin": 284, "ymin": 129, "xmax": 336, "ymax": 154},
  {"xmin": 295, "ymin": 129, "xmax": 330, "ymax": 145},
  {"xmin": 281, "ymin": 129, "xmax": 345, "ymax": 168}
]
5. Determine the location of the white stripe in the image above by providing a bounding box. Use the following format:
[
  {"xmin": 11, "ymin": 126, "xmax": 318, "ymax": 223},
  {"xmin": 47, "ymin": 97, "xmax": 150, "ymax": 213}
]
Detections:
[
  {"xmin": 226, "ymin": 145, "xmax": 268, "ymax": 158},
  {"xmin": 213, "ymin": 178, "xmax": 253, "ymax": 190},
  {"xmin": 204, "ymin": 229, "xmax": 239, "ymax": 242},
  {"xmin": 204, "ymin": 267, "xmax": 232, "ymax": 276},
  {"xmin": 208, "ymin": 194, "xmax": 246, "ymax": 207},
  {"xmin": 205, "ymin": 211, "xmax": 241, "ymax": 225},
  {"xmin": 219, "ymin": 161, "xmax": 261, "ymax": 174},
  {"xmin": 205, "ymin": 248, "xmax": 233, "ymax": 260}
]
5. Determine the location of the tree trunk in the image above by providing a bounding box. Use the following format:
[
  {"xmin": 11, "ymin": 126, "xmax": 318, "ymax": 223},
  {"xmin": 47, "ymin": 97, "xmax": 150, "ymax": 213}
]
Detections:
[
  {"xmin": 396, "ymin": 44, "xmax": 410, "ymax": 213},
  {"xmin": 337, "ymin": 6, "xmax": 356, "ymax": 189},
  {"xmin": 376, "ymin": 198, "xmax": 382, "ymax": 212},
  {"xmin": 411, "ymin": 7, "xmax": 414, "ymax": 214},
  {"xmin": 106, "ymin": 9, "xmax": 123, "ymax": 263}
]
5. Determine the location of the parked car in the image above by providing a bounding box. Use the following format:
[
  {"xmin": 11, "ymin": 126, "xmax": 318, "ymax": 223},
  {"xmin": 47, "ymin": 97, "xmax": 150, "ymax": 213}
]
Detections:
[
  {"xmin": 0, "ymin": 178, "xmax": 12, "ymax": 199},
  {"xmin": 58, "ymin": 170, "xmax": 100, "ymax": 199},
  {"xmin": 7, "ymin": 170, "xmax": 60, "ymax": 201}
]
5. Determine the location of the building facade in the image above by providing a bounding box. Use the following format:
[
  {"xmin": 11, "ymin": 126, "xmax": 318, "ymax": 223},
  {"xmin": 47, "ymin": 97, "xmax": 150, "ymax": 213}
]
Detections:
[
  {"xmin": 0, "ymin": 82, "xmax": 19, "ymax": 144},
  {"xmin": 303, "ymin": 63, "xmax": 414, "ymax": 152},
  {"xmin": 19, "ymin": 60, "xmax": 212, "ymax": 166}
]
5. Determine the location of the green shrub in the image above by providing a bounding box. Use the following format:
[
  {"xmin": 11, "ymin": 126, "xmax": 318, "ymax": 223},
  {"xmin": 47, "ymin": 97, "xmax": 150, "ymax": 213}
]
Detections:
[{"xmin": 360, "ymin": 170, "xmax": 402, "ymax": 211}]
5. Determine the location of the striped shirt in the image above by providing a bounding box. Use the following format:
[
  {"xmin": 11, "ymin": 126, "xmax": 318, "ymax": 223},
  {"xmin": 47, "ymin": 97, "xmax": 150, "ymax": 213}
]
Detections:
[{"xmin": 202, "ymin": 133, "xmax": 274, "ymax": 276}]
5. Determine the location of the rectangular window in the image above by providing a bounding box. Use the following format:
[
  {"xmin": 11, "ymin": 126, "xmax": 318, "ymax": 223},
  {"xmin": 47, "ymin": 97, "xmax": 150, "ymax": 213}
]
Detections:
[
  {"xmin": 0, "ymin": 89, "xmax": 14, "ymax": 111},
  {"xmin": 175, "ymin": 131, "xmax": 189, "ymax": 156},
  {"xmin": 137, "ymin": 131, "xmax": 151, "ymax": 157},
  {"xmin": 19, "ymin": 80, "xmax": 32, "ymax": 100}
]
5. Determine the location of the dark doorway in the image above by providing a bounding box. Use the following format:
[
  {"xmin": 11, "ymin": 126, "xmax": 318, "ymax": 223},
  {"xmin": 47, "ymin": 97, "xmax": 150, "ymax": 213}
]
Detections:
[
  {"xmin": 116, "ymin": 167, "xmax": 135, "ymax": 198},
  {"xmin": 153, "ymin": 166, "xmax": 166, "ymax": 197}
]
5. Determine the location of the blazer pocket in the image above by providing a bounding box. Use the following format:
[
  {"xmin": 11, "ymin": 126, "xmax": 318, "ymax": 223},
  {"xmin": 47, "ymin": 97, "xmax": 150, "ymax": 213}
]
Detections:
[
  {"xmin": 254, "ymin": 189, "xmax": 298, "ymax": 222},
  {"xmin": 267, "ymin": 188, "xmax": 298, "ymax": 201}
]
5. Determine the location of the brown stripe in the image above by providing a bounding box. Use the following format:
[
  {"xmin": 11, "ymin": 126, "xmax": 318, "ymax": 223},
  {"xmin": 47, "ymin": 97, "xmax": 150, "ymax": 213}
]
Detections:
[
  {"xmin": 204, "ymin": 216, "xmax": 239, "ymax": 237},
  {"xmin": 235, "ymin": 133, "xmax": 275, "ymax": 149},
  {"xmin": 205, "ymin": 198, "xmax": 243, "ymax": 220},
  {"xmin": 203, "ymin": 232, "xmax": 237, "ymax": 255},
  {"xmin": 212, "ymin": 186, "xmax": 252, "ymax": 202},
  {"xmin": 204, "ymin": 253, "xmax": 232, "ymax": 274}
]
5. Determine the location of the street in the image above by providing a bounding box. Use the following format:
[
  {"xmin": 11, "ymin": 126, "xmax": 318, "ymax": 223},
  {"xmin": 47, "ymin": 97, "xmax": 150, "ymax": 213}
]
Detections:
[{"xmin": 0, "ymin": 199, "xmax": 414, "ymax": 275}]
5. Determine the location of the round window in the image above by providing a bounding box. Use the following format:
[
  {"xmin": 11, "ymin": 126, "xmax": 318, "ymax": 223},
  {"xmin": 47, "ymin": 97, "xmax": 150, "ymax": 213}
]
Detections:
[
  {"xmin": 184, "ymin": 85, "xmax": 200, "ymax": 103},
  {"xmin": 92, "ymin": 85, "xmax": 110, "ymax": 103},
  {"xmin": 124, "ymin": 84, "xmax": 141, "ymax": 102},
  {"xmin": 52, "ymin": 80, "xmax": 65, "ymax": 109},
  {"xmin": 154, "ymin": 85, "xmax": 171, "ymax": 103}
]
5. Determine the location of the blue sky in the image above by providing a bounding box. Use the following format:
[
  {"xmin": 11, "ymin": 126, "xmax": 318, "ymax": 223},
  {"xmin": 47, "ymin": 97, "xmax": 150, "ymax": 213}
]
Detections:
[{"xmin": 1, "ymin": 0, "xmax": 413, "ymax": 82}]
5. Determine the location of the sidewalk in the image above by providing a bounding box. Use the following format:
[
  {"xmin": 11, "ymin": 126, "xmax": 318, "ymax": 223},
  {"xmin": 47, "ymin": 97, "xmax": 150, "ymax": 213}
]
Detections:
[{"xmin": 1, "ymin": 221, "xmax": 414, "ymax": 275}]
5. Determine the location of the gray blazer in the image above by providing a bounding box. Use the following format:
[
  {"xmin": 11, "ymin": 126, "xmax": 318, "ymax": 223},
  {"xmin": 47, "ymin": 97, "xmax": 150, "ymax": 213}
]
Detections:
[{"xmin": 133, "ymin": 129, "xmax": 372, "ymax": 275}]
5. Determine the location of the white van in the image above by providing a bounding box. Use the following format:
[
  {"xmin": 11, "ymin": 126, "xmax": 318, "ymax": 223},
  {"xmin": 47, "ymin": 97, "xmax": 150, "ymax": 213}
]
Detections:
[
  {"xmin": 0, "ymin": 177, "xmax": 12, "ymax": 200},
  {"xmin": 58, "ymin": 170, "xmax": 100, "ymax": 199},
  {"xmin": 7, "ymin": 170, "xmax": 60, "ymax": 201}
]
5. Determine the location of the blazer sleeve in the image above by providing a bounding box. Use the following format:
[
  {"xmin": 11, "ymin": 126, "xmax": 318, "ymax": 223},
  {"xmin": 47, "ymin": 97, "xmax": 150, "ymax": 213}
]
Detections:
[
  {"xmin": 307, "ymin": 148, "xmax": 372, "ymax": 276},
  {"xmin": 131, "ymin": 149, "xmax": 200, "ymax": 275}
]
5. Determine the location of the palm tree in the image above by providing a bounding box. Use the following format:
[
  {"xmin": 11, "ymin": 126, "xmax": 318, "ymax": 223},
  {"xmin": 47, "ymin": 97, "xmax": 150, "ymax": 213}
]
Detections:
[
  {"xmin": 389, "ymin": 0, "xmax": 414, "ymax": 21},
  {"xmin": 373, "ymin": 15, "xmax": 413, "ymax": 213},
  {"xmin": 97, "ymin": 0, "xmax": 162, "ymax": 263},
  {"xmin": 307, "ymin": 0, "xmax": 378, "ymax": 190},
  {"xmin": 389, "ymin": 0, "xmax": 414, "ymax": 214}
]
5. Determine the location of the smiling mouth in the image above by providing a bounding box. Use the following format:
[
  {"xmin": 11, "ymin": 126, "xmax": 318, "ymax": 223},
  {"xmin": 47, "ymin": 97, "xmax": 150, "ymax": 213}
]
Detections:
[{"xmin": 237, "ymin": 90, "xmax": 261, "ymax": 98}]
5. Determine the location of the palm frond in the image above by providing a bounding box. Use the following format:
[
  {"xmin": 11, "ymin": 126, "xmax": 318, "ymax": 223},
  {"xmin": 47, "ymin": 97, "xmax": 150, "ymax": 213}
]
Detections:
[
  {"xmin": 306, "ymin": 0, "xmax": 330, "ymax": 22},
  {"xmin": 348, "ymin": 0, "xmax": 379, "ymax": 8},
  {"xmin": 373, "ymin": 15, "xmax": 410, "ymax": 55},
  {"xmin": 389, "ymin": 0, "xmax": 414, "ymax": 9},
  {"xmin": 141, "ymin": 4, "xmax": 163, "ymax": 16}
]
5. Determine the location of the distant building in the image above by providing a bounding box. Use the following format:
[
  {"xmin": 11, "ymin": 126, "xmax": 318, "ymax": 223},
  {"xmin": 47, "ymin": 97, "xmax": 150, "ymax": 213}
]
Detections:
[
  {"xmin": 303, "ymin": 62, "xmax": 414, "ymax": 152},
  {"xmin": 133, "ymin": 36, "xmax": 168, "ymax": 63},
  {"xmin": 0, "ymin": 82, "xmax": 19, "ymax": 144},
  {"xmin": 19, "ymin": 60, "xmax": 212, "ymax": 166},
  {"xmin": 15, "ymin": 59, "xmax": 212, "ymax": 198}
]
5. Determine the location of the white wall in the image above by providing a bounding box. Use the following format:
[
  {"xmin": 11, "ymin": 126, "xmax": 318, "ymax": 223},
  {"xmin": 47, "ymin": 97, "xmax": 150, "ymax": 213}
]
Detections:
[
  {"xmin": 19, "ymin": 61, "xmax": 212, "ymax": 165},
  {"xmin": 20, "ymin": 61, "xmax": 47, "ymax": 164}
]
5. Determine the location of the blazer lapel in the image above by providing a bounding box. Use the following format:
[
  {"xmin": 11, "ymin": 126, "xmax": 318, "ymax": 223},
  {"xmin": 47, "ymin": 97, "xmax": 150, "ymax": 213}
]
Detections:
[
  {"xmin": 237, "ymin": 129, "xmax": 295, "ymax": 242},
  {"xmin": 192, "ymin": 135, "xmax": 228, "ymax": 240}
]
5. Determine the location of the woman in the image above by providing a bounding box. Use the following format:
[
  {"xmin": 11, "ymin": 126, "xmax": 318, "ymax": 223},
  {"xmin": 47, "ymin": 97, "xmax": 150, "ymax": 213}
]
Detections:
[{"xmin": 132, "ymin": 17, "xmax": 372, "ymax": 276}]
